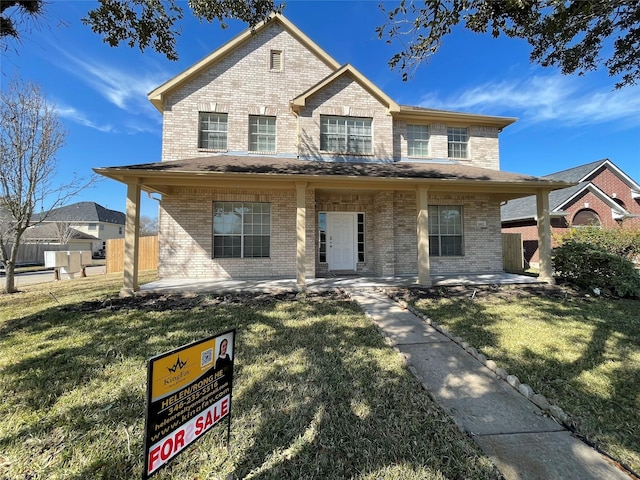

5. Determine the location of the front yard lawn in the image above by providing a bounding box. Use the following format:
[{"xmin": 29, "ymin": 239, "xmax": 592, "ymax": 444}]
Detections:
[
  {"xmin": 0, "ymin": 273, "xmax": 500, "ymax": 480},
  {"xmin": 393, "ymin": 284, "xmax": 640, "ymax": 476}
]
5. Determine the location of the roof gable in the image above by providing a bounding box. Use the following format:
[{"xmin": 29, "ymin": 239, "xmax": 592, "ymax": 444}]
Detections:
[
  {"xmin": 148, "ymin": 14, "xmax": 341, "ymax": 112},
  {"xmin": 290, "ymin": 64, "xmax": 400, "ymax": 114}
]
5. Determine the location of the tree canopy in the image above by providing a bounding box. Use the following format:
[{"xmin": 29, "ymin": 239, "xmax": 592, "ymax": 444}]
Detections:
[
  {"xmin": 2, "ymin": 0, "xmax": 638, "ymax": 88},
  {"xmin": 82, "ymin": 0, "xmax": 283, "ymax": 62},
  {"xmin": 377, "ymin": 0, "xmax": 640, "ymax": 88}
]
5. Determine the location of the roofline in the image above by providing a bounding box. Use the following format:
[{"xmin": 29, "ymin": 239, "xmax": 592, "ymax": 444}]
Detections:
[
  {"xmin": 395, "ymin": 106, "xmax": 517, "ymax": 130},
  {"xmin": 502, "ymin": 211, "xmax": 568, "ymax": 223},
  {"xmin": 93, "ymin": 166, "xmax": 572, "ymax": 197},
  {"xmin": 556, "ymin": 182, "xmax": 629, "ymax": 213},
  {"xmin": 148, "ymin": 14, "xmax": 341, "ymax": 112},
  {"xmin": 290, "ymin": 64, "xmax": 401, "ymax": 114},
  {"xmin": 586, "ymin": 159, "xmax": 640, "ymax": 191}
]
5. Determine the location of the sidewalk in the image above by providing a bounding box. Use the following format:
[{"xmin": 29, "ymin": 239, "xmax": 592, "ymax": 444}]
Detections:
[{"xmin": 351, "ymin": 289, "xmax": 634, "ymax": 480}]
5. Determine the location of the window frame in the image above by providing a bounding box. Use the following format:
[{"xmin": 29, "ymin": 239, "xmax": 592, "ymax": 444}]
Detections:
[
  {"xmin": 248, "ymin": 115, "xmax": 276, "ymax": 153},
  {"xmin": 213, "ymin": 202, "xmax": 271, "ymax": 259},
  {"xmin": 447, "ymin": 127, "xmax": 468, "ymax": 159},
  {"xmin": 428, "ymin": 205, "xmax": 464, "ymax": 257},
  {"xmin": 198, "ymin": 112, "xmax": 228, "ymax": 151},
  {"xmin": 320, "ymin": 116, "xmax": 373, "ymax": 155},
  {"xmin": 407, "ymin": 124, "xmax": 430, "ymax": 158}
]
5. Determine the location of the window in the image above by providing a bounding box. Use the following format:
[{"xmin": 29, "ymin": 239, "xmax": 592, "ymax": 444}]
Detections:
[
  {"xmin": 320, "ymin": 116, "xmax": 372, "ymax": 154},
  {"xmin": 119, "ymin": 226, "xmax": 123, "ymax": 235},
  {"xmin": 318, "ymin": 213, "xmax": 327, "ymax": 263},
  {"xmin": 213, "ymin": 202, "xmax": 270, "ymax": 258},
  {"xmin": 357, "ymin": 213, "xmax": 365, "ymax": 262},
  {"xmin": 428, "ymin": 205, "xmax": 463, "ymax": 256},
  {"xmin": 407, "ymin": 125, "xmax": 429, "ymax": 157},
  {"xmin": 572, "ymin": 209, "xmax": 601, "ymax": 227},
  {"xmin": 199, "ymin": 112, "xmax": 228, "ymax": 150},
  {"xmin": 447, "ymin": 127, "xmax": 468, "ymax": 158},
  {"xmin": 88, "ymin": 223, "xmax": 97, "ymax": 231},
  {"xmin": 270, "ymin": 50, "xmax": 282, "ymax": 71},
  {"xmin": 249, "ymin": 115, "xmax": 276, "ymax": 152}
]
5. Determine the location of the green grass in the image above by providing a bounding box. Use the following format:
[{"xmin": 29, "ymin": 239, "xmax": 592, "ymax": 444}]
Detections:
[
  {"xmin": 398, "ymin": 285, "xmax": 640, "ymax": 475},
  {"xmin": 0, "ymin": 273, "xmax": 500, "ymax": 480}
]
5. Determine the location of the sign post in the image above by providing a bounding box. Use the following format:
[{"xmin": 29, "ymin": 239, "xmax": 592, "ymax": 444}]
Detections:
[{"xmin": 143, "ymin": 329, "xmax": 235, "ymax": 478}]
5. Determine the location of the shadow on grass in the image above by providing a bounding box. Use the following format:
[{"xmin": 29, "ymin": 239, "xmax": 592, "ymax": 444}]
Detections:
[
  {"xmin": 399, "ymin": 284, "xmax": 640, "ymax": 475},
  {"xmin": 0, "ymin": 292, "xmax": 501, "ymax": 480}
]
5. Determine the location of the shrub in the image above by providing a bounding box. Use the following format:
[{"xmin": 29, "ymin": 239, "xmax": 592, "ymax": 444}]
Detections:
[
  {"xmin": 552, "ymin": 241, "xmax": 640, "ymax": 298},
  {"xmin": 554, "ymin": 226, "xmax": 640, "ymax": 260}
]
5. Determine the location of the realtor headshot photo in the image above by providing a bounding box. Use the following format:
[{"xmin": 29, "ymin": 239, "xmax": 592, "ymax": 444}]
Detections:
[{"xmin": 215, "ymin": 334, "xmax": 234, "ymax": 377}]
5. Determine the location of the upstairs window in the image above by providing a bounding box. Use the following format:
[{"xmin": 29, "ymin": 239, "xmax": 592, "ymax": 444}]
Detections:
[
  {"xmin": 447, "ymin": 127, "xmax": 468, "ymax": 158},
  {"xmin": 429, "ymin": 205, "xmax": 463, "ymax": 256},
  {"xmin": 199, "ymin": 112, "xmax": 228, "ymax": 150},
  {"xmin": 320, "ymin": 116, "xmax": 372, "ymax": 155},
  {"xmin": 407, "ymin": 124, "xmax": 429, "ymax": 157},
  {"xmin": 249, "ymin": 115, "xmax": 276, "ymax": 153}
]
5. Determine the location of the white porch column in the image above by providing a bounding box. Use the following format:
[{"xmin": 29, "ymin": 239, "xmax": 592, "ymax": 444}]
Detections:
[
  {"xmin": 416, "ymin": 186, "xmax": 432, "ymax": 286},
  {"xmin": 296, "ymin": 182, "xmax": 307, "ymax": 290},
  {"xmin": 536, "ymin": 188, "xmax": 555, "ymax": 285},
  {"xmin": 121, "ymin": 181, "xmax": 141, "ymax": 297}
]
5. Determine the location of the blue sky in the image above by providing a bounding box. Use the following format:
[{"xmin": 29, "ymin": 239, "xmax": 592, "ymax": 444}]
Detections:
[{"xmin": 3, "ymin": 0, "xmax": 639, "ymax": 219}]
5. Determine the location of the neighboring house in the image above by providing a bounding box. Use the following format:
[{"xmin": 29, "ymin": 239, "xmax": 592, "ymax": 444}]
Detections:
[
  {"xmin": 95, "ymin": 14, "xmax": 570, "ymax": 295},
  {"xmin": 502, "ymin": 159, "xmax": 640, "ymax": 266},
  {"xmin": 14, "ymin": 224, "xmax": 98, "ymax": 265},
  {"xmin": 32, "ymin": 202, "xmax": 126, "ymax": 257}
]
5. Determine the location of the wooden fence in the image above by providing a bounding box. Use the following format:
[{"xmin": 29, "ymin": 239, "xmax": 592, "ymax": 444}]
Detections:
[
  {"xmin": 106, "ymin": 235, "xmax": 158, "ymax": 273},
  {"xmin": 502, "ymin": 232, "xmax": 524, "ymax": 273}
]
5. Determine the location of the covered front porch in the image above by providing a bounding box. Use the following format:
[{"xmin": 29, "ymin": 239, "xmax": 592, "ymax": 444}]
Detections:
[{"xmin": 94, "ymin": 156, "xmax": 573, "ymax": 297}]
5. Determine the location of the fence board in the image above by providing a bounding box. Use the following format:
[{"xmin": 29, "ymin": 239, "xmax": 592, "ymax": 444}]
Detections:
[
  {"xmin": 502, "ymin": 233, "xmax": 524, "ymax": 273},
  {"xmin": 106, "ymin": 236, "xmax": 158, "ymax": 273}
]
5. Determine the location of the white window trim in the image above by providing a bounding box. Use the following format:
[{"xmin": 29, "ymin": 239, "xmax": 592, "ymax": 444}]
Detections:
[{"xmin": 320, "ymin": 115, "xmax": 373, "ymax": 155}]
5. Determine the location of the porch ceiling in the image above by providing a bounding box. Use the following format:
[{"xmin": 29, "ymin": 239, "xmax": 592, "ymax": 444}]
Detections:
[{"xmin": 94, "ymin": 155, "xmax": 574, "ymax": 201}]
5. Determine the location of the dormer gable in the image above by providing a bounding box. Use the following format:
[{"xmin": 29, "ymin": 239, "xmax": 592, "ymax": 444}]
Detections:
[{"xmin": 290, "ymin": 64, "xmax": 401, "ymax": 115}]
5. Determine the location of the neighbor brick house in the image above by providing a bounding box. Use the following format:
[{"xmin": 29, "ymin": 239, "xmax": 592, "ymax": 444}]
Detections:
[
  {"xmin": 95, "ymin": 14, "xmax": 569, "ymax": 295},
  {"xmin": 502, "ymin": 159, "xmax": 640, "ymax": 266}
]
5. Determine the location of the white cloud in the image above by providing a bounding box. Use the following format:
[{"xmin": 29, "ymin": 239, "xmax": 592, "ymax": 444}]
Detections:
[
  {"xmin": 56, "ymin": 105, "xmax": 115, "ymax": 133},
  {"xmin": 420, "ymin": 74, "xmax": 640, "ymax": 127},
  {"xmin": 51, "ymin": 49, "xmax": 166, "ymax": 117}
]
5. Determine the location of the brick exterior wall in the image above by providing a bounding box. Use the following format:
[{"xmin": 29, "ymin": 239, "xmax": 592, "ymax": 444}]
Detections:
[
  {"xmin": 154, "ymin": 19, "xmax": 510, "ymax": 280},
  {"xmin": 503, "ymin": 165, "xmax": 640, "ymax": 266},
  {"xmin": 394, "ymin": 123, "xmax": 500, "ymax": 170},
  {"xmin": 159, "ymin": 187, "xmax": 505, "ymax": 279}
]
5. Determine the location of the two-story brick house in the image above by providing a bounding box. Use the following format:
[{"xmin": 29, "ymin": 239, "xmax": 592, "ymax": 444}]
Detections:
[
  {"xmin": 95, "ymin": 14, "xmax": 569, "ymax": 295},
  {"xmin": 502, "ymin": 159, "xmax": 640, "ymax": 266}
]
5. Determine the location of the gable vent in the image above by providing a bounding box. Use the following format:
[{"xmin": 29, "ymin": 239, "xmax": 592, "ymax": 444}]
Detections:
[{"xmin": 270, "ymin": 50, "xmax": 282, "ymax": 71}]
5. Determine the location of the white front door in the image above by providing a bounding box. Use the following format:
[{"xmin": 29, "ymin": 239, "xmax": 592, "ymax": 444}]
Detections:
[{"xmin": 327, "ymin": 213, "xmax": 357, "ymax": 271}]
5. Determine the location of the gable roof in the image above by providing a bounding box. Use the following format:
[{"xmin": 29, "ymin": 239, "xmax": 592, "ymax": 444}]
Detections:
[
  {"xmin": 291, "ymin": 64, "xmax": 401, "ymax": 114},
  {"xmin": 501, "ymin": 158, "xmax": 640, "ymax": 223},
  {"xmin": 545, "ymin": 158, "xmax": 640, "ymax": 192},
  {"xmin": 33, "ymin": 202, "xmax": 125, "ymax": 225},
  {"xmin": 501, "ymin": 182, "xmax": 630, "ymax": 222},
  {"xmin": 148, "ymin": 14, "xmax": 341, "ymax": 112}
]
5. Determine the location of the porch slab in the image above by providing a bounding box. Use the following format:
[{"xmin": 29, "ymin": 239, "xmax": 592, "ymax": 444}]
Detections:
[{"xmin": 138, "ymin": 273, "xmax": 543, "ymax": 295}]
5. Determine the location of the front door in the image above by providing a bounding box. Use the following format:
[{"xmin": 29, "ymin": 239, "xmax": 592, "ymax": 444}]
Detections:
[{"xmin": 327, "ymin": 213, "xmax": 357, "ymax": 271}]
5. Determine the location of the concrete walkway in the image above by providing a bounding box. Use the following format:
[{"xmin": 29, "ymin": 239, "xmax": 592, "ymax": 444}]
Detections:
[{"xmin": 351, "ymin": 289, "xmax": 634, "ymax": 480}]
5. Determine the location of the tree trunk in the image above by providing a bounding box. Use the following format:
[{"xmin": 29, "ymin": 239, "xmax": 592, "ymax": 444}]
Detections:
[{"xmin": 3, "ymin": 260, "xmax": 15, "ymax": 293}]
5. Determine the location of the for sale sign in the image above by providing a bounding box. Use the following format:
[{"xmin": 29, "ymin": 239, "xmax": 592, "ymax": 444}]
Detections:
[{"xmin": 143, "ymin": 330, "xmax": 235, "ymax": 478}]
